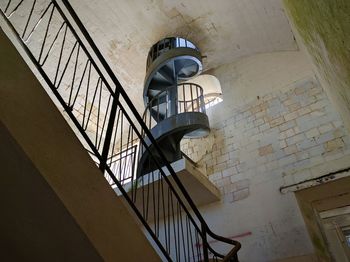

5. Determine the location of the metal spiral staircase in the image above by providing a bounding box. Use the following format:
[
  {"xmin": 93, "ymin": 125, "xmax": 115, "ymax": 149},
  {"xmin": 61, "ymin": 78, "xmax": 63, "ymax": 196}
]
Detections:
[
  {"xmin": 0, "ymin": 0, "xmax": 240, "ymax": 261},
  {"xmin": 139, "ymin": 37, "xmax": 210, "ymax": 176}
]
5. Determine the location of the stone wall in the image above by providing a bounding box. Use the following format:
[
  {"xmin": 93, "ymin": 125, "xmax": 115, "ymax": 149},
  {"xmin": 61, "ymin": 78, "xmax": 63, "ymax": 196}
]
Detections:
[
  {"xmin": 182, "ymin": 77, "xmax": 350, "ymax": 204},
  {"xmin": 180, "ymin": 51, "xmax": 350, "ymax": 261}
]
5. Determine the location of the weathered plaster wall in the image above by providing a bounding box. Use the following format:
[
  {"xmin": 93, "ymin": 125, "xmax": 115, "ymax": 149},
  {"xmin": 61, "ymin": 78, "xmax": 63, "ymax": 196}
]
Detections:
[
  {"xmin": 69, "ymin": 0, "xmax": 297, "ymax": 111},
  {"xmin": 283, "ymin": 0, "xmax": 350, "ymax": 132},
  {"xmin": 0, "ymin": 28, "xmax": 160, "ymax": 262},
  {"xmin": 181, "ymin": 51, "xmax": 350, "ymax": 261}
]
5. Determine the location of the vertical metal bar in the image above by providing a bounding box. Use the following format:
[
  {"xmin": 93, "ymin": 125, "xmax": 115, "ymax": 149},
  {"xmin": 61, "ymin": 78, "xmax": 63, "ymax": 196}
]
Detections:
[
  {"xmin": 23, "ymin": 3, "xmax": 53, "ymax": 43},
  {"xmin": 82, "ymin": 62, "xmax": 92, "ymax": 128},
  {"xmin": 53, "ymin": 23, "xmax": 68, "ymax": 85},
  {"xmin": 190, "ymin": 83, "xmax": 193, "ymax": 111},
  {"xmin": 179, "ymin": 205, "xmax": 187, "ymax": 261},
  {"xmin": 170, "ymin": 192, "xmax": 178, "ymax": 261},
  {"xmin": 148, "ymin": 108, "xmax": 152, "ymax": 129},
  {"xmin": 157, "ymin": 96, "xmax": 159, "ymax": 122},
  {"xmin": 195, "ymin": 85, "xmax": 200, "ymax": 112},
  {"xmin": 41, "ymin": 22, "xmax": 67, "ymax": 66},
  {"xmin": 99, "ymin": 97, "xmax": 119, "ymax": 172},
  {"xmin": 188, "ymin": 216, "xmax": 196, "ymax": 261},
  {"xmin": 38, "ymin": 4, "xmax": 55, "ymax": 63},
  {"xmin": 21, "ymin": 0, "xmax": 36, "ymax": 39},
  {"xmin": 118, "ymin": 113, "xmax": 124, "ymax": 182},
  {"xmin": 200, "ymin": 87, "xmax": 205, "ymax": 113},
  {"xmin": 166, "ymin": 91, "xmax": 168, "ymax": 118},
  {"xmin": 4, "ymin": 0, "xmax": 12, "ymax": 13},
  {"xmin": 202, "ymin": 224, "xmax": 209, "ymax": 262},
  {"xmin": 7, "ymin": 0, "xmax": 23, "ymax": 18},
  {"xmin": 56, "ymin": 40, "xmax": 78, "ymax": 90}
]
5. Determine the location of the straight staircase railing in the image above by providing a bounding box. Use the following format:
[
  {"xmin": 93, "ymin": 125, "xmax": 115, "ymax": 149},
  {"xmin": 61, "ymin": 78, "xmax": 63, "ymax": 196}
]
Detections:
[{"xmin": 0, "ymin": 1, "xmax": 240, "ymax": 261}]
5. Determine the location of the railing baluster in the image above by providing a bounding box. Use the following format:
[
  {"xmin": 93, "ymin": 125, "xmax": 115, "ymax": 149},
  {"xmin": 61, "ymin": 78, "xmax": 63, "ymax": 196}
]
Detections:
[
  {"xmin": 195, "ymin": 85, "xmax": 200, "ymax": 112},
  {"xmin": 40, "ymin": 22, "xmax": 66, "ymax": 66},
  {"xmin": 4, "ymin": 0, "xmax": 11, "ymax": 14},
  {"xmin": 84, "ymin": 77, "xmax": 101, "ymax": 130},
  {"xmin": 37, "ymin": 3, "xmax": 55, "ymax": 64},
  {"xmin": 190, "ymin": 84, "xmax": 194, "ymax": 112},
  {"xmin": 7, "ymin": 0, "xmax": 23, "ymax": 18},
  {"xmin": 0, "ymin": 2, "xmax": 241, "ymax": 260},
  {"xmin": 97, "ymin": 93, "xmax": 111, "ymax": 150},
  {"xmin": 24, "ymin": 3, "xmax": 52, "ymax": 43},
  {"xmin": 53, "ymin": 24, "xmax": 69, "ymax": 84},
  {"xmin": 183, "ymin": 84, "xmax": 186, "ymax": 112},
  {"xmin": 21, "ymin": 0, "xmax": 36, "ymax": 39},
  {"xmin": 82, "ymin": 62, "xmax": 92, "ymax": 128},
  {"xmin": 157, "ymin": 96, "xmax": 159, "ymax": 122},
  {"xmin": 56, "ymin": 40, "xmax": 78, "ymax": 89}
]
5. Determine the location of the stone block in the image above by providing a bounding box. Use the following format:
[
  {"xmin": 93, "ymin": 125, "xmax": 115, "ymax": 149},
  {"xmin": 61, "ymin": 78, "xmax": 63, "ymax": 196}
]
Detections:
[
  {"xmin": 222, "ymin": 166, "xmax": 238, "ymax": 177},
  {"xmin": 293, "ymin": 169, "xmax": 312, "ymax": 183},
  {"xmin": 234, "ymin": 179, "xmax": 250, "ymax": 190},
  {"xmin": 279, "ymin": 140, "xmax": 287, "ymax": 149},
  {"xmin": 315, "ymin": 131, "xmax": 335, "ymax": 144},
  {"xmin": 318, "ymin": 123, "xmax": 333, "ymax": 134},
  {"xmin": 232, "ymin": 188, "xmax": 249, "ymax": 202},
  {"xmin": 297, "ymin": 107, "xmax": 311, "ymax": 116},
  {"xmin": 269, "ymin": 116, "xmax": 285, "ymax": 127},
  {"xmin": 279, "ymin": 120, "xmax": 296, "ymax": 132},
  {"xmin": 286, "ymin": 133, "xmax": 305, "ymax": 146},
  {"xmin": 288, "ymin": 102, "xmax": 301, "ymax": 112},
  {"xmin": 216, "ymin": 153, "xmax": 229, "ymax": 164},
  {"xmin": 258, "ymin": 144, "xmax": 274, "ymax": 156},
  {"xmin": 296, "ymin": 138, "xmax": 317, "ymax": 151},
  {"xmin": 284, "ymin": 145, "xmax": 298, "ymax": 155},
  {"xmin": 284, "ymin": 111, "xmax": 298, "ymax": 122},
  {"xmin": 280, "ymin": 128, "xmax": 295, "ymax": 140},
  {"xmin": 278, "ymin": 154, "xmax": 297, "ymax": 167},
  {"xmin": 325, "ymin": 138, "xmax": 345, "ymax": 152},
  {"xmin": 209, "ymin": 172, "xmax": 222, "ymax": 181},
  {"xmin": 305, "ymin": 128, "xmax": 320, "ymax": 139},
  {"xmin": 254, "ymin": 118, "xmax": 265, "ymax": 127}
]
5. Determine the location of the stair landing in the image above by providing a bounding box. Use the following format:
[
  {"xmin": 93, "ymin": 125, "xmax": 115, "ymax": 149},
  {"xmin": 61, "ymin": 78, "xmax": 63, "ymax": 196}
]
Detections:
[{"xmin": 117, "ymin": 157, "xmax": 221, "ymax": 221}]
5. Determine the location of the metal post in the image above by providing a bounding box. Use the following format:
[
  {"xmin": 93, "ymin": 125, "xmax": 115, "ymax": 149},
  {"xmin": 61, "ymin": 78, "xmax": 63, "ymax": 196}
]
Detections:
[
  {"xmin": 99, "ymin": 98, "xmax": 118, "ymax": 172},
  {"xmin": 169, "ymin": 60, "xmax": 178, "ymax": 116},
  {"xmin": 202, "ymin": 224, "xmax": 209, "ymax": 261}
]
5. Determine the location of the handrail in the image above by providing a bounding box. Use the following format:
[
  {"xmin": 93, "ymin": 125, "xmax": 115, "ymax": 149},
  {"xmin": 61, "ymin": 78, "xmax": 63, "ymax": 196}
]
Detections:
[
  {"xmin": 0, "ymin": 1, "xmax": 240, "ymax": 261},
  {"xmin": 146, "ymin": 37, "xmax": 199, "ymax": 69},
  {"xmin": 143, "ymin": 82, "xmax": 206, "ymax": 126}
]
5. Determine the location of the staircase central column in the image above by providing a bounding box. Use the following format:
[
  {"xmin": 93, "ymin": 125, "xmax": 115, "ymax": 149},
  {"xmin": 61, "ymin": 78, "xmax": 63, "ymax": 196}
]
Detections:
[{"xmin": 169, "ymin": 61, "xmax": 178, "ymax": 117}]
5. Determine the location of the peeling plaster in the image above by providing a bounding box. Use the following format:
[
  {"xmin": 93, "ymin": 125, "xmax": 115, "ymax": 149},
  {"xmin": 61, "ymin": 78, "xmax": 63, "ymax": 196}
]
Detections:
[{"xmin": 69, "ymin": 0, "xmax": 297, "ymax": 112}]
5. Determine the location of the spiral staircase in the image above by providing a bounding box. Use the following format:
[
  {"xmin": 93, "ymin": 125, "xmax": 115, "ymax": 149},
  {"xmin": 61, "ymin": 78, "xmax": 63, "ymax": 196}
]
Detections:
[{"xmin": 139, "ymin": 37, "xmax": 210, "ymax": 176}]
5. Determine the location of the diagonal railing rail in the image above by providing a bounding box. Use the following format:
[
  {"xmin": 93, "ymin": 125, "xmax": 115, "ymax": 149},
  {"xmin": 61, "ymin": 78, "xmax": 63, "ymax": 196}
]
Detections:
[{"xmin": 0, "ymin": 1, "xmax": 240, "ymax": 261}]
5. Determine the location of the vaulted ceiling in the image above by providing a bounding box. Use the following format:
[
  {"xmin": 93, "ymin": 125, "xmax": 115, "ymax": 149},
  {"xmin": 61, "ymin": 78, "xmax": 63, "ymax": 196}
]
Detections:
[{"xmin": 71, "ymin": 0, "xmax": 297, "ymax": 111}]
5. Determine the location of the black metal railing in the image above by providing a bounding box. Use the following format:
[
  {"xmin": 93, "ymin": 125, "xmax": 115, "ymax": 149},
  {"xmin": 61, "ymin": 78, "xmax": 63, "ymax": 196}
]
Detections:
[
  {"xmin": 142, "ymin": 83, "xmax": 206, "ymax": 127},
  {"xmin": 146, "ymin": 37, "xmax": 198, "ymax": 69},
  {"xmin": 0, "ymin": 1, "xmax": 240, "ymax": 261},
  {"xmin": 103, "ymin": 144, "xmax": 138, "ymax": 186}
]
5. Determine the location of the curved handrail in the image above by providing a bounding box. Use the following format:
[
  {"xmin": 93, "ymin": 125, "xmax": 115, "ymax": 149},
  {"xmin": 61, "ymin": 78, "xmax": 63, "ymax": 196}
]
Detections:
[
  {"xmin": 206, "ymin": 227, "xmax": 242, "ymax": 261},
  {"xmin": 146, "ymin": 37, "xmax": 199, "ymax": 69},
  {"xmin": 142, "ymin": 82, "xmax": 206, "ymax": 126}
]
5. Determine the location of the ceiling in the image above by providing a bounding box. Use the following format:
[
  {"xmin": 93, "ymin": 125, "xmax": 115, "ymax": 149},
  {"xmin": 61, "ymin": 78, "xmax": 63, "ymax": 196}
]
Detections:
[{"xmin": 71, "ymin": 0, "xmax": 297, "ymax": 111}]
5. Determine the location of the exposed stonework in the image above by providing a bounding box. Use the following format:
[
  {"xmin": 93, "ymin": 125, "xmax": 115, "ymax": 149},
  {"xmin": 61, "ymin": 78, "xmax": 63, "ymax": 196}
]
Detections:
[
  {"xmin": 177, "ymin": 51, "xmax": 350, "ymax": 261},
  {"xmin": 182, "ymin": 78, "xmax": 350, "ymax": 206},
  {"xmin": 258, "ymin": 144, "xmax": 274, "ymax": 156}
]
